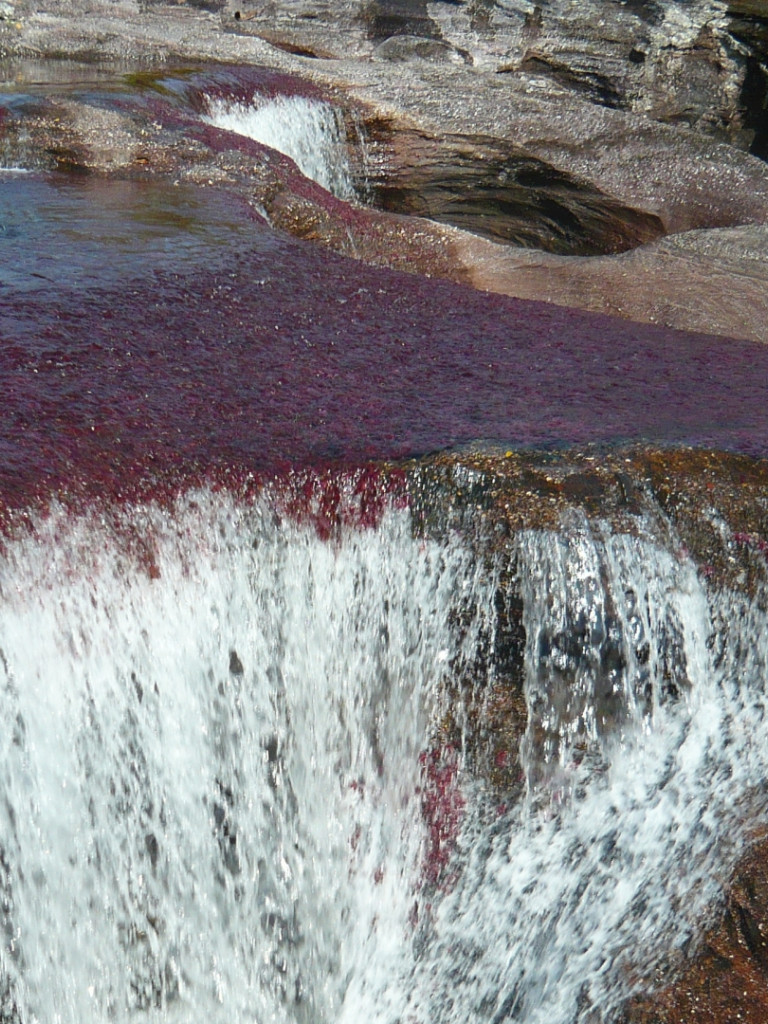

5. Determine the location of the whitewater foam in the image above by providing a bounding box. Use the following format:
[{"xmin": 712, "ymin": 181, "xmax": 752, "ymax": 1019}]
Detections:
[
  {"xmin": 0, "ymin": 493, "xmax": 767, "ymax": 1024},
  {"xmin": 352, "ymin": 518, "xmax": 768, "ymax": 1024},
  {"xmin": 0, "ymin": 488, "xmax": 492, "ymax": 1023},
  {"xmin": 202, "ymin": 95, "xmax": 355, "ymax": 200}
]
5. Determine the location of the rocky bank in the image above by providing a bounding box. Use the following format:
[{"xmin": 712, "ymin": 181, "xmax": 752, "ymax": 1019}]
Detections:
[{"xmin": 2, "ymin": 0, "xmax": 768, "ymax": 341}]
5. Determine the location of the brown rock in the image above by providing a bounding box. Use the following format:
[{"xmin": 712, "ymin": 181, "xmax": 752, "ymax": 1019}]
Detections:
[{"xmin": 622, "ymin": 837, "xmax": 768, "ymax": 1024}]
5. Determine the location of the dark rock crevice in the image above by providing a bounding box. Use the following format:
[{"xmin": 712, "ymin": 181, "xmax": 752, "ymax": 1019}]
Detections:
[
  {"xmin": 740, "ymin": 55, "xmax": 768, "ymax": 158},
  {"xmin": 518, "ymin": 50, "xmax": 628, "ymax": 109},
  {"xmin": 726, "ymin": 1, "xmax": 768, "ymax": 158},
  {"xmin": 363, "ymin": 123, "xmax": 666, "ymax": 255},
  {"xmin": 357, "ymin": 0, "xmax": 442, "ymax": 42}
]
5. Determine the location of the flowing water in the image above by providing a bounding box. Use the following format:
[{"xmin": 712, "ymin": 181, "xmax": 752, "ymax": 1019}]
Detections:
[
  {"xmin": 202, "ymin": 94, "xmax": 355, "ymax": 200},
  {"xmin": 3, "ymin": 57, "xmax": 768, "ymax": 1024},
  {"xmin": 0, "ymin": 481, "xmax": 766, "ymax": 1024},
  {"xmin": 355, "ymin": 518, "xmax": 768, "ymax": 1024},
  {"xmin": 0, "ymin": 484, "xmax": 494, "ymax": 1023}
]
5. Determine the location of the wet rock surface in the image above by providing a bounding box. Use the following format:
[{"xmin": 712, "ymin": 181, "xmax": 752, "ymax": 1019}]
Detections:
[
  {"xmin": 454, "ymin": 223, "xmax": 768, "ymax": 343},
  {"xmin": 621, "ymin": 835, "xmax": 768, "ymax": 1024}
]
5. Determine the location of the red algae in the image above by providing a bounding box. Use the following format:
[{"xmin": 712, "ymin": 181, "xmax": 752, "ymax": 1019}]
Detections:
[
  {"xmin": 417, "ymin": 745, "xmax": 465, "ymax": 891},
  {"xmin": 134, "ymin": 64, "xmax": 331, "ymax": 113},
  {"xmin": 269, "ymin": 466, "xmax": 409, "ymax": 540},
  {"xmin": 2, "ymin": 173, "xmax": 768, "ymax": 520}
]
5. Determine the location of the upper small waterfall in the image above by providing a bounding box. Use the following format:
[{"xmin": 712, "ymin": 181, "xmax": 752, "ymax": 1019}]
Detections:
[{"xmin": 202, "ymin": 94, "xmax": 355, "ymax": 200}]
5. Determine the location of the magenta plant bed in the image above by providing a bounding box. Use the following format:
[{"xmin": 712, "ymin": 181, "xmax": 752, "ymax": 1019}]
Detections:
[{"xmin": 1, "ymin": 173, "xmax": 767, "ymax": 515}]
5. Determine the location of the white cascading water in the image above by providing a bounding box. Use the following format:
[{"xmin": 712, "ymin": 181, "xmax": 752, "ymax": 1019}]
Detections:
[
  {"xmin": 202, "ymin": 95, "xmax": 355, "ymax": 200},
  {"xmin": 351, "ymin": 514, "xmax": 768, "ymax": 1024},
  {"xmin": 0, "ymin": 486, "xmax": 493, "ymax": 1023},
  {"xmin": 0, "ymin": 489, "xmax": 767, "ymax": 1024}
]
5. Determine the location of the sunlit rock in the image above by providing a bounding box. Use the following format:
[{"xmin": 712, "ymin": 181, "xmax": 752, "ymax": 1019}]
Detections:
[
  {"xmin": 3, "ymin": 1, "xmax": 768, "ymax": 341},
  {"xmin": 451, "ymin": 223, "xmax": 768, "ymax": 342}
]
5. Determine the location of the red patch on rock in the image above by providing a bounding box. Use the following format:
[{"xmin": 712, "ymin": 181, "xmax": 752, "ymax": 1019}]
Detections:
[{"xmin": 418, "ymin": 744, "xmax": 465, "ymax": 889}]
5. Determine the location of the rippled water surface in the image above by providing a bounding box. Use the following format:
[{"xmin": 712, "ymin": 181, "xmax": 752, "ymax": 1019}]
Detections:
[
  {"xmin": 3, "ymin": 169, "xmax": 768, "ymax": 514},
  {"xmin": 0, "ymin": 174, "xmax": 261, "ymax": 291}
]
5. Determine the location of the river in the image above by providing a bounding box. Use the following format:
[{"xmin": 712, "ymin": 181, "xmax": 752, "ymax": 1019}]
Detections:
[{"xmin": 1, "ymin": 52, "xmax": 768, "ymax": 1024}]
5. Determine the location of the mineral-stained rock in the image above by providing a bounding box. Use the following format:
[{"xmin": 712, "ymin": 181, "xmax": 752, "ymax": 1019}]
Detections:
[
  {"xmin": 351, "ymin": 60, "xmax": 768, "ymax": 237},
  {"xmin": 430, "ymin": 0, "xmax": 750, "ymax": 145},
  {"xmin": 621, "ymin": 836, "xmax": 768, "ymax": 1024}
]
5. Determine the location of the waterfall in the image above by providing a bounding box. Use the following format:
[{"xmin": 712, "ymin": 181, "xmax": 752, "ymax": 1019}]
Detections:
[
  {"xmin": 0, "ymin": 485, "xmax": 766, "ymax": 1023},
  {"xmin": 0, "ymin": 485, "xmax": 494, "ymax": 1023},
  {"xmin": 201, "ymin": 95, "xmax": 355, "ymax": 200},
  {"xmin": 354, "ymin": 516, "xmax": 768, "ymax": 1024}
]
